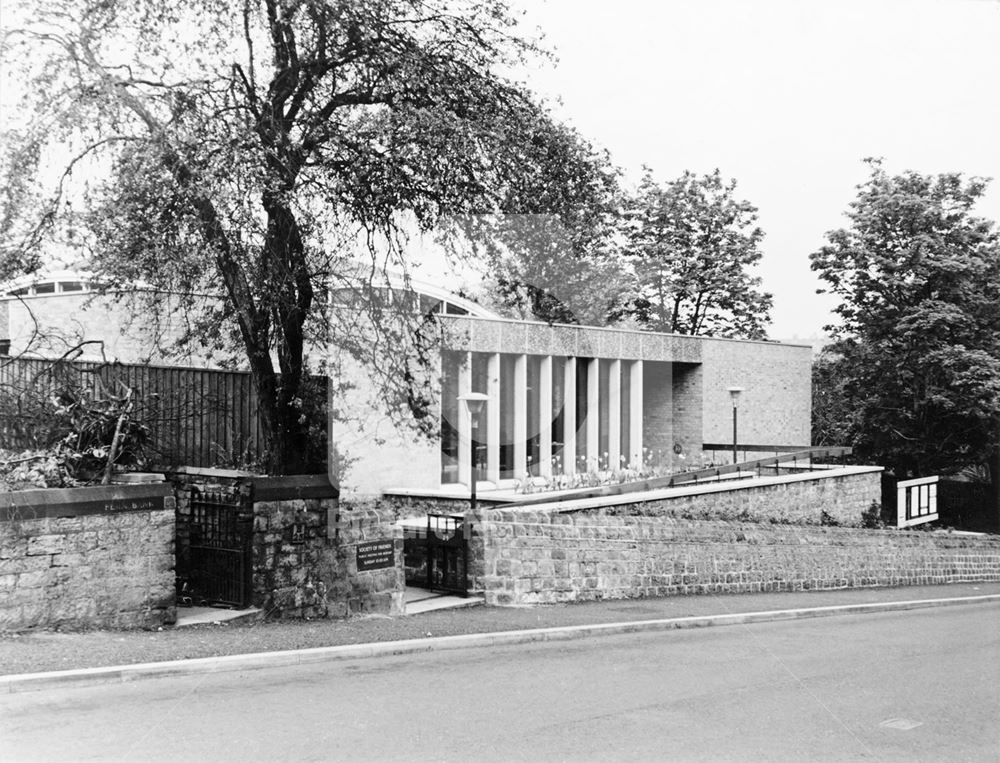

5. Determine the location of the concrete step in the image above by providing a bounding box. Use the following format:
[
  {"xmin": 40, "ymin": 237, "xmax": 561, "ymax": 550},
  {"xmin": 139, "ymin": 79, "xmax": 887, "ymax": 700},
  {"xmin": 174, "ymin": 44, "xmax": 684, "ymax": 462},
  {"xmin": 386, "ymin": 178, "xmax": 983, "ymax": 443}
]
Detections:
[
  {"xmin": 173, "ymin": 606, "xmax": 264, "ymax": 628},
  {"xmin": 404, "ymin": 586, "xmax": 484, "ymax": 615}
]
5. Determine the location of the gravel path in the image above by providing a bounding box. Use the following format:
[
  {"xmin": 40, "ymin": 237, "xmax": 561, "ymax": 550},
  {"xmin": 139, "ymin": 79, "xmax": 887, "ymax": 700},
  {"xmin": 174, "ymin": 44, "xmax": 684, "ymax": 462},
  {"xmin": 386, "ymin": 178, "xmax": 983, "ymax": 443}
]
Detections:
[{"xmin": 3, "ymin": 582, "xmax": 998, "ymax": 676}]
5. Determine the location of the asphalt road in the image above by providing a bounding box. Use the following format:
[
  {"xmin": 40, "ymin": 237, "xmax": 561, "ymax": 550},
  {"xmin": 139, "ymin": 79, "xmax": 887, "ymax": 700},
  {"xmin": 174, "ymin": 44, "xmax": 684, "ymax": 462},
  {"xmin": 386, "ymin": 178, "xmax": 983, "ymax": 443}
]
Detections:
[{"xmin": 2, "ymin": 604, "xmax": 999, "ymax": 762}]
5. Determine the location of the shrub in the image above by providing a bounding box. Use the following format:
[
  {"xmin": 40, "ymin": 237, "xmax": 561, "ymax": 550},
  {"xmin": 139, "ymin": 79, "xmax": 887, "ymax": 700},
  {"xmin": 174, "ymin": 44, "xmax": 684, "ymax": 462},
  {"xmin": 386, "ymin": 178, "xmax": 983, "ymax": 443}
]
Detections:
[
  {"xmin": 0, "ymin": 449, "xmax": 69, "ymax": 490},
  {"xmin": 820, "ymin": 510, "xmax": 840, "ymax": 527},
  {"xmin": 861, "ymin": 500, "xmax": 889, "ymax": 529},
  {"xmin": 52, "ymin": 385, "xmax": 149, "ymax": 482}
]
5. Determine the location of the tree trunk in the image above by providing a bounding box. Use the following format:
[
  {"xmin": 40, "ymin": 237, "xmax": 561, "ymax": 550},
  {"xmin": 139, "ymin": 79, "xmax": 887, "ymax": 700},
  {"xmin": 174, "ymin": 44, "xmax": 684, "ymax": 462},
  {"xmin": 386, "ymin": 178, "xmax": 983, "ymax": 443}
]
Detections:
[
  {"xmin": 257, "ymin": 193, "xmax": 314, "ymax": 475},
  {"xmin": 253, "ymin": 367, "xmax": 312, "ymax": 475}
]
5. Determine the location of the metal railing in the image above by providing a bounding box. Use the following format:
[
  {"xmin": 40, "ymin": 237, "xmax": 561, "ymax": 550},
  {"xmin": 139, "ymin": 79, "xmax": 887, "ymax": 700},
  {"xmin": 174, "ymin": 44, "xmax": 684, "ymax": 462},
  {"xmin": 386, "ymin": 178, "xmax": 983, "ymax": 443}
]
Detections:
[{"xmin": 505, "ymin": 446, "xmax": 854, "ymax": 507}]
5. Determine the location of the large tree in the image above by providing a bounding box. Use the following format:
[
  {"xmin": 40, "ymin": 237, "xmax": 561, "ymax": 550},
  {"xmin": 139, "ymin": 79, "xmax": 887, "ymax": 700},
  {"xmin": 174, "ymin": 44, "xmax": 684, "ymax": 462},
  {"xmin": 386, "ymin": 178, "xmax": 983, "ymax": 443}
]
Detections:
[
  {"xmin": 618, "ymin": 168, "xmax": 772, "ymax": 338},
  {"xmin": 811, "ymin": 348, "xmax": 860, "ymax": 449},
  {"xmin": 811, "ymin": 160, "xmax": 1000, "ymax": 520},
  {"xmin": 1, "ymin": 0, "xmax": 597, "ymax": 473},
  {"xmin": 474, "ymin": 121, "xmax": 628, "ymax": 326}
]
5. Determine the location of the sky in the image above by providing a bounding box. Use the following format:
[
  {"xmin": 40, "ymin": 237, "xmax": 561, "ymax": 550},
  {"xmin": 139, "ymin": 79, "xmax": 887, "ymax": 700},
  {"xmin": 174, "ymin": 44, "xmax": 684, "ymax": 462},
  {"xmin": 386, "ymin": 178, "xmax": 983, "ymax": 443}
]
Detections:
[
  {"xmin": 4, "ymin": 0, "xmax": 999, "ymax": 342},
  {"xmin": 507, "ymin": 0, "xmax": 1000, "ymax": 341}
]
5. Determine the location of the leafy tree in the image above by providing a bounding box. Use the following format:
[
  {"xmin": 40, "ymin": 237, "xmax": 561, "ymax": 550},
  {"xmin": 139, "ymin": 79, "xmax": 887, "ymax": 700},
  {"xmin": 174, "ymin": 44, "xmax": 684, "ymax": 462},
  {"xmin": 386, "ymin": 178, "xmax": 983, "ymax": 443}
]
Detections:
[
  {"xmin": 473, "ymin": 121, "xmax": 629, "ymax": 326},
  {"xmin": 811, "ymin": 159, "xmax": 1000, "ymax": 521},
  {"xmin": 1, "ymin": 0, "xmax": 595, "ymax": 473},
  {"xmin": 811, "ymin": 348, "xmax": 859, "ymax": 448},
  {"xmin": 618, "ymin": 168, "xmax": 772, "ymax": 338}
]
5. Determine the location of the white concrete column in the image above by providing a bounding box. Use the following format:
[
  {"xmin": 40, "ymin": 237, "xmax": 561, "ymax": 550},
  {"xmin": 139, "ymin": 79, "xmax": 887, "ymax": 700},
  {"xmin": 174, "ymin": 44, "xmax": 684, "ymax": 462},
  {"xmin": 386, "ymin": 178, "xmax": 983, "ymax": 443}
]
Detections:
[
  {"xmin": 487, "ymin": 352, "xmax": 501, "ymax": 484},
  {"xmin": 457, "ymin": 351, "xmax": 473, "ymax": 487},
  {"xmin": 587, "ymin": 358, "xmax": 600, "ymax": 472},
  {"xmin": 608, "ymin": 359, "xmax": 621, "ymax": 472},
  {"xmin": 539, "ymin": 356, "xmax": 553, "ymax": 478},
  {"xmin": 513, "ymin": 354, "xmax": 528, "ymax": 480},
  {"xmin": 563, "ymin": 358, "xmax": 577, "ymax": 475},
  {"xmin": 629, "ymin": 360, "xmax": 644, "ymax": 470}
]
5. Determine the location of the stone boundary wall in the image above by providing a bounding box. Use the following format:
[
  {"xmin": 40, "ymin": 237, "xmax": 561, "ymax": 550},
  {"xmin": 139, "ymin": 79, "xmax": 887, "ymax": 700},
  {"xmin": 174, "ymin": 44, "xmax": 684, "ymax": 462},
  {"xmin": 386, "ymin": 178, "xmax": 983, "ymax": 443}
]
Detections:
[
  {"xmin": 332, "ymin": 508, "xmax": 405, "ymax": 616},
  {"xmin": 256, "ymin": 502, "xmax": 404, "ymax": 619},
  {"xmin": 382, "ymin": 492, "xmax": 509, "ymax": 520},
  {"xmin": 254, "ymin": 494, "xmax": 333, "ymax": 618},
  {"xmin": 472, "ymin": 510, "xmax": 1000, "ymax": 606},
  {"xmin": 392, "ymin": 466, "xmax": 883, "ymax": 528},
  {"xmin": 598, "ymin": 467, "xmax": 883, "ymax": 527},
  {"xmin": 0, "ymin": 484, "xmax": 175, "ymax": 631},
  {"xmin": 168, "ymin": 469, "xmax": 403, "ymax": 619}
]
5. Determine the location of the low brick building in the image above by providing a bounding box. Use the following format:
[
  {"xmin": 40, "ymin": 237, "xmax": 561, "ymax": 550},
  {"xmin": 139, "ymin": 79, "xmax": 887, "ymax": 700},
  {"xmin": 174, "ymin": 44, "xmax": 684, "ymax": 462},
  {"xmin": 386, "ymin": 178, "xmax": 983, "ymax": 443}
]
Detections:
[{"xmin": 332, "ymin": 313, "xmax": 812, "ymax": 497}]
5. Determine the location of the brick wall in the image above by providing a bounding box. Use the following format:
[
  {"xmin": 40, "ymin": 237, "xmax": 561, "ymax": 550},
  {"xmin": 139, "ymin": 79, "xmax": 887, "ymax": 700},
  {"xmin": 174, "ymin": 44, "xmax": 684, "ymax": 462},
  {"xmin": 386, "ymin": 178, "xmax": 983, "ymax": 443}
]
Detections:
[
  {"xmin": 0, "ymin": 485, "xmax": 176, "ymax": 631},
  {"xmin": 672, "ymin": 362, "xmax": 703, "ymax": 465},
  {"xmin": 473, "ymin": 510, "xmax": 1000, "ymax": 606},
  {"xmin": 699, "ymin": 338, "xmax": 812, "ymax": 449},
  {"xmin": 642, "ymin": 361, "xmax": 673, "ymax": 466}
]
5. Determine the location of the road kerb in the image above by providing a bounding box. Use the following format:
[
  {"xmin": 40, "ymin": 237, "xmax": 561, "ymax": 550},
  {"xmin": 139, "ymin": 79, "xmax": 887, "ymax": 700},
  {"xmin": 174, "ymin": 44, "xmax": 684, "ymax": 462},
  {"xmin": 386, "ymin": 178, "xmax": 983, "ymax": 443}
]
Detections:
[{"xmin": 4, "ymin": 593, "xmax": 999, "ymax": 694}]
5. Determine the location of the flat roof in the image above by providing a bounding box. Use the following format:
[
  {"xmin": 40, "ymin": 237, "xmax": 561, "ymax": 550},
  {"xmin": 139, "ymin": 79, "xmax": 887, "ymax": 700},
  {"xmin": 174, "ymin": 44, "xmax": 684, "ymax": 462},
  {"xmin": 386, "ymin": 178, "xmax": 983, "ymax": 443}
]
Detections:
[{"xmin": 437, "ymin": 314, "xmax": 811, "ymax": 362}]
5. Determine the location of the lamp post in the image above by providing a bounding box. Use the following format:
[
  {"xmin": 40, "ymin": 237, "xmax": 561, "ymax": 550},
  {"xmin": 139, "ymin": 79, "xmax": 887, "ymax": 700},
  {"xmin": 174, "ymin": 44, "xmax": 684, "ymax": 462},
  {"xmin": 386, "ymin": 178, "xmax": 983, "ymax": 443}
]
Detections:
[
  {"xmin": 727, "ymin": 386, "xmax": 744, "ymax": 464},
  {"xmin": 458, "ymin": 392, "xmax": 489, "ymax": 513}
]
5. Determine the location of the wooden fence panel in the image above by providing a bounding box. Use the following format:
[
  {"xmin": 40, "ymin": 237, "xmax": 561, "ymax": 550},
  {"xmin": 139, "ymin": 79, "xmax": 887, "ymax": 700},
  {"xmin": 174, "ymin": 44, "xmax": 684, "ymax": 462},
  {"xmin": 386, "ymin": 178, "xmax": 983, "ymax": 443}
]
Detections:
[{"xmin": 0, "ymin": 356, "xmax": 325, "ymax": 469}]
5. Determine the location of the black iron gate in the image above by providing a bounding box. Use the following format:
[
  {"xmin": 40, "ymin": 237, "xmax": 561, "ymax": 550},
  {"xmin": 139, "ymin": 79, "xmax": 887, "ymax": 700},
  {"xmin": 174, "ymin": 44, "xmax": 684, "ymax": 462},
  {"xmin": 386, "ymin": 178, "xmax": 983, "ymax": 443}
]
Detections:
[
  {"xmin": 181, "ymin": 486, "xmax": 253, "ymax": 608},
  {"xmin": 403, "ymin": 514, "xmax": 468, "ymax": 596}
]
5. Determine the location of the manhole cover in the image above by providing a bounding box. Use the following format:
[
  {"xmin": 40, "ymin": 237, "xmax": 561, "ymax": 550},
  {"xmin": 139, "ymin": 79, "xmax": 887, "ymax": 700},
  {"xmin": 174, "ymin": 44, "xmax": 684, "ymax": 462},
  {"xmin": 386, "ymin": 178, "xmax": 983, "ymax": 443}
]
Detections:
[{"xmin": 879, "ymin": 718, "xmax": 923, "ymax": 731}]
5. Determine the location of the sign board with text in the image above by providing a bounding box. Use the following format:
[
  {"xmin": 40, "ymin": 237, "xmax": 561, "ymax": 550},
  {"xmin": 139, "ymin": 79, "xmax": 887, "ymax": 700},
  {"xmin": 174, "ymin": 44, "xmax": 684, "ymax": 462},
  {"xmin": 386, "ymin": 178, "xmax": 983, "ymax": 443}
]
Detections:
[
  {"xmin": 0, "ymin": 483, "xmax": 173, "ymax": 522},
  {"xmin": 356, "ymin": 539, "xmax": 395, "ymax": 571}
]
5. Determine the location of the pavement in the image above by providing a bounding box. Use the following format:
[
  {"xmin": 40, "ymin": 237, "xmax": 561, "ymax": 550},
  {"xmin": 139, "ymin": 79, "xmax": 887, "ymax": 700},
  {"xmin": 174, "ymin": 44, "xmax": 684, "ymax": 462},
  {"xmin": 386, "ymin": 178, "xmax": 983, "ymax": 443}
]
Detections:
[
  {"xmin": 169, "ymin": 587, "xmax": 481, "ymax": 629},
  {"xmin": 4, "ymin": 601, "xmax": 999, "ymax": 762},
  {"xmin": 2, "ymin": 582, "xmax": 1000, "ymax": 695},
  {"xmin": 169, "ymin": 587, "xmax": 482, "ymax": 628}
]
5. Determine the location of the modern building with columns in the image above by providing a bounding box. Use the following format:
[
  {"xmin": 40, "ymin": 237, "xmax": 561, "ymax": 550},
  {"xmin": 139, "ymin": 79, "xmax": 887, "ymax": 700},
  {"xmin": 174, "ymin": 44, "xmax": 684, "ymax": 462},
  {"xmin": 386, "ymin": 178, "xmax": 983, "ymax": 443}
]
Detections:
[
  {"xmin": 331, "ymin": 288, "xmax": 813, "ymax": 498},
  {"xmin": 1, "ymin": 271, "xmax": 812, "ymax": 494}
]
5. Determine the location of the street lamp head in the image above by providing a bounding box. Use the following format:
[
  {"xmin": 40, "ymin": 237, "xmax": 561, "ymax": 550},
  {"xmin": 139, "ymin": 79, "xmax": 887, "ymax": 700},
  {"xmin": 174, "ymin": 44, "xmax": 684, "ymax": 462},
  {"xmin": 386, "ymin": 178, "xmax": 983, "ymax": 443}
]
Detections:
[
  {"xmin": 727, "ymin": 386, "xmax": 745, "ymax": 407},
  {"xmin": 458, "ymin": 392, "xmax": 489, "ymax": 417}
]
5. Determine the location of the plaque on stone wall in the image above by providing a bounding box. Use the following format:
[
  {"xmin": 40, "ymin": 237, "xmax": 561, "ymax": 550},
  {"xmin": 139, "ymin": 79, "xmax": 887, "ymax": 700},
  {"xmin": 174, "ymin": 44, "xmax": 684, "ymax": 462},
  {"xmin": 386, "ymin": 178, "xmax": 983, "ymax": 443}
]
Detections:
[
  {"xmin": 356, "ymin": 539, "xmax": 395, "ymax": 571},
  {"xmin": 0, "ymin": 483, "xmax": 173, "ymax": 522}
]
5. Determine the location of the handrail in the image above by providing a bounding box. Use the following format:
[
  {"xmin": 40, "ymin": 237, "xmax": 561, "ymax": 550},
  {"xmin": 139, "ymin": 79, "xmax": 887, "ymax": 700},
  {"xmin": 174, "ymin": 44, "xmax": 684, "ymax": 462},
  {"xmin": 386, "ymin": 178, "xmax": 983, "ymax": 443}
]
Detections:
[
  {"xmin": 667, "ymin": 447, "xmax": 853, "ymax": 486},
  {"xmin": 702, "ymin": 443, "xmax": 810, "ymax": 453},
  {"xmin": 503, "ymin": 446, "xmax": 854, "ymax": 507}
]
